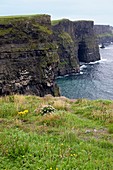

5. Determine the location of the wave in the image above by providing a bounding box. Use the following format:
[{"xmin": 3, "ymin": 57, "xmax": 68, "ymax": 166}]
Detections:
[
  {"xmin": 102, "ymin": 44, "xmax": 113, "ymax": 50},
  {"xmin": 56, "ymin": 76, "xmax": 63, "ymax": 79},
  {"xmin": 80, "ymin": 64, "xmax": 87, "ymax": 70},
  {"xmin": 64, "ymin": 74, "xmax": 69, "ymax": 77},
  {"xmin": 80, "ymin": 58, "xmax": 108, "ymax": 67},
  {"xmin": 80, "ymin": 71, "xmax": 83, "ymax": 74},
  {"xmin": 89, "ymin": 58, "xmax": 107, "ymax": 65}
]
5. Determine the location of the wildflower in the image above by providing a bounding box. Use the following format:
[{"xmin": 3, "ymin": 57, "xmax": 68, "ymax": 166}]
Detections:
[
  {"xmin": 24, "ymin": 110, "xmax": 28, "ymax": 113},
  {"xmin": 50, "ymin": 168, "xmax": 52, "ymax": 170},
  {"xmin": 56, "ymin": 168, "xmax": 58, "ymax": 170},
  {"xmin": 70, "ymin": 153, "xmax": 76, "ymax": 157},
  {"xmin": 18, "ymin": 109, "xmax": 28, "ymax": 115},
  {"xmin": 18, "ymin": 111, "xmax": 23, "ymax": 115}
]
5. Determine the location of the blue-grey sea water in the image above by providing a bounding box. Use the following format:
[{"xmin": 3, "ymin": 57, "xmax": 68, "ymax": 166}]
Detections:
[{"xmin": 56, "ymin": 44, "xmax": 113, "ymax": 100}]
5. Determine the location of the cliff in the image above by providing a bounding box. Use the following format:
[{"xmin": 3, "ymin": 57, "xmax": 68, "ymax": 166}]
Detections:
[
  {"xmin": 0, "ymin": 15, "xmax": 100, "ymax": 96},
  {"xmin": 94, "ymin": 25, "xmax": 113, "ymax": 44},
  {"xmin": 52, "ymin": 19, "xmax": 100, "ymax": 76},
  {"xmin": 0, "ymin": 15, "xmax": 60, "ymax": 96}
]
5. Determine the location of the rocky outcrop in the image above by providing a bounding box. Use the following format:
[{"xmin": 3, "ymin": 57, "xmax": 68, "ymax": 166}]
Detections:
[
  {"xmin": 0, "ymin": 15, "xmax": 60, "ymax": 96},
  {"xmin": 53, "ymin": 19, "xmax": 100, "ymax": 76},
  {"xmin": 94, "ymin": 25, "xmax": 113, "ymax": 44},
  {"xmin": 0, "ymin": 15, "xmax": 100, "ymax": 96}
]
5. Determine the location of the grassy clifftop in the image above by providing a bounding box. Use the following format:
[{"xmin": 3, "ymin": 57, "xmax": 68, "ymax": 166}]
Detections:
[
  {"xmin": 0, "ymin": 14, "xmax": 52, "ymax": 48},
  {"xmin": 0, "ymin": 95, "xmax": 113, "ymax": 169},
  {"xmin": 0, "ymin": 14, "xmax": 50, "ymax": 23}
]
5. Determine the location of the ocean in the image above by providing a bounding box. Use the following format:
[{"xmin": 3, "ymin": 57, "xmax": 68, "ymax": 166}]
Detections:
[{"xmin": 56, "ymin": 44, "xmax": 113, "ymax": 100}]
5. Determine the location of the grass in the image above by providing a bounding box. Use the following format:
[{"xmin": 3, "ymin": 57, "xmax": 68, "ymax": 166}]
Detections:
[
  {"xmin": 51, "ymin": 19, "xmax": 69, "ymax": 26},
  {"xmin": 0, "ymin": 95, "xmax": 113, "ymax": 169},
  {"xmin": 97, "ymin": 33, "xmax": 113, "ymax": 38},
  {"xmin": 33, "ymin": 23, "xmax": 52, "ymax": 35},
  {"xmin": 51, "ymin": 19, "xmax": 63, "ymax": 26},
  {"xmin": 58, "ymin": 32, "xmax": 73, "ymax": 43},
  {"xmin": 0, "ymin": 14, "xmax": 48, "ymax": 22}
]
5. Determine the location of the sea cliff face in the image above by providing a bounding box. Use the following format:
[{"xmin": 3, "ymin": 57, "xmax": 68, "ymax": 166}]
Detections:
[
  {"xmin": 0, "ymin": 15, "xmax": 60, "ymax": 96},
  {"xmin": 53, "ymin": 19, "xmax": 100, "ymax": 76},
  {"xmin": 0, "ymin": 15, "xmax": 100, "ymax": 96}
]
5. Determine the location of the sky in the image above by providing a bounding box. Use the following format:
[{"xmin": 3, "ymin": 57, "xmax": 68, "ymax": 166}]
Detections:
[{"xmin": 0, "ymin": 0, "xmax": 113, "ymax": 26}]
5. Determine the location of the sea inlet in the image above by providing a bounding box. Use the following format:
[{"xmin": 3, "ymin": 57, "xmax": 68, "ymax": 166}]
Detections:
[{"xmin": 56, "ymin": 44, "xmax": 113, "ymax": 100}]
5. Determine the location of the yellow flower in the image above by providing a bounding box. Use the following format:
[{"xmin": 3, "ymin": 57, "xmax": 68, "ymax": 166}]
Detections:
[
  {"xmin": 24, "ymin": 110, "xmax": 28, "ymax": 113},
  {"xmin": 18, "ymin": 111, "xmax": 23, "ymax": 115},
  {"xmin": 22, "ymin": 112, "xmax": 26, "ymax": 115},
  {"xmin": 56, "ymin": 168, "xmax": 58, "ymax": 170},
  {"xmin": 50, "ymin": 168, "xmax": 52, "ymax": 170},
  {"xmin": 18, "ymin": 109, "xmax": 28, "ymax": 115}
]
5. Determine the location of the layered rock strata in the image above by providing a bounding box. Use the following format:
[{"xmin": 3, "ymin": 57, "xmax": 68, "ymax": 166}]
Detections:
[{"xmin": 0, "ymin": 15, "xmax": 60, "ymax": 96}]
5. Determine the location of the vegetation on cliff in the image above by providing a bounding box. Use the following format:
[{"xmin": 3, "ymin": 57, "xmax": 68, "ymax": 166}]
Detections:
[
  {"xmin": 0, "ymin": 95, "xmax": 113, "ymax": 169},
  {"xmin": 0, "ymin": 14, "xmax": 49, "ymax": 23},
  {"xmin": 51, "ymin": 19, "xmax": 68, "ymax": 26},
  {"xmin": 58, "ymin": 32, "xmax": 73, "ymax": 43},
  {"xmin": 97, "ymin": 33, "xmax": 113, "ymax": 38},
  {"xmin": 0, "ymin": 14, "xmax": 52, "ymax": 46}
]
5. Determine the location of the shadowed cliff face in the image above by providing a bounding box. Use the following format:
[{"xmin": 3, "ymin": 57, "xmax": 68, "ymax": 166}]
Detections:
[
  {"xmin": 53, "ymin": 20, "xmax": 100, "ymax": 75},
  {"xmin": 0, "ymin": 15, "xmax": 60, "ymax": 96},
  {"xmin": 78, "ymin": 41, "xmax": 87, "ymax": 62}
]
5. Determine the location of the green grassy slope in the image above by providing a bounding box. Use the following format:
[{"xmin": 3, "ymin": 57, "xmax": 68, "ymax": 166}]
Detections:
[{"xmin": 0, "ymin": 95, "xmax": 113, "ymax": 170}]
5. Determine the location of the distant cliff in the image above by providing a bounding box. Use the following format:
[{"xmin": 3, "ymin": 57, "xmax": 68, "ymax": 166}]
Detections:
[
  {"xmin": 94, "ymin": 25, "xmax": 113, "ymax": 44},
  {"xmin": 0, "ymin": 15, "xmax": 100, "ymax": 96},
  {"xmin": 53, "ymin": 19, "xmax": 100, "ymax": 76}
]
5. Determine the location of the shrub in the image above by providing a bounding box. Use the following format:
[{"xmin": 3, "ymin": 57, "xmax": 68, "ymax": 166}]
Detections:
[{"xmin": 40, "ymin": 105, "xmax": 55, "ymax": 115}]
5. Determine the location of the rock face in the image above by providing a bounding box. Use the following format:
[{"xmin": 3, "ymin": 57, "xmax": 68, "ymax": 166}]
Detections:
[
  {"xmin": 53, "ymin": 19, "xmax": 100, "ymax": 76},
  {"xmin": 0, "ymin": 15, "xmax": 60, "ymax": 96},
  {"xmin": 94, "ymin": 25, "xmax": 113, "ymax": 44},
  {"xmin": 0, "ymin": 15, "xmax": 100, "ymax": 96}
]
